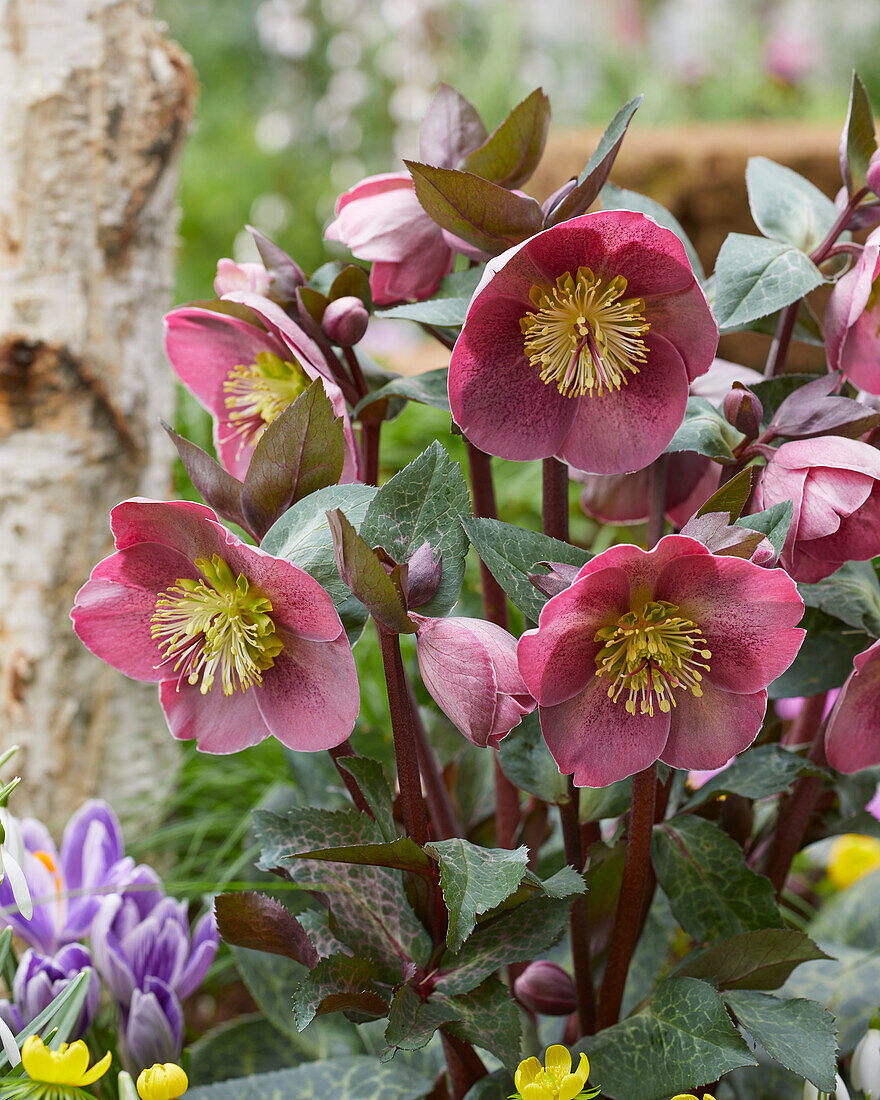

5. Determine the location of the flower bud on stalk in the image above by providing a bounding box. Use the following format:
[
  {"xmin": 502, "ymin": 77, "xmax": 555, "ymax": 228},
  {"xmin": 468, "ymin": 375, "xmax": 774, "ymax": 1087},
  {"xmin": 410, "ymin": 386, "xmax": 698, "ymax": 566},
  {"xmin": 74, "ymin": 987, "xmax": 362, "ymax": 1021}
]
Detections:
[
  {"xmin": 322, "ymin": 295, "xmax": 369, "ymax": 347},
  {"xmin": 723, "ymin": 384, "xmax": 763, "ymax": 439},
  {"xmin": 513, "ymin": 961, "xmax": 578, "ymax": 1016}
]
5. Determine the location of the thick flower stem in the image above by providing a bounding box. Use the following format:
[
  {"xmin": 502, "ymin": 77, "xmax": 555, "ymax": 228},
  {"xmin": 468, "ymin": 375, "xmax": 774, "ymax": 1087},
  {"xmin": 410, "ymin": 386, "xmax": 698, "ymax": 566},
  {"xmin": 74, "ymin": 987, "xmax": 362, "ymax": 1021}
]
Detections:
[
  {"xmin": 560, "ymin": 780, "xmax": 597, "ymax": 1037},
  {"xmin": 406, "ymin": 674, "xmax": 463, "ymax": 840},
  {"xmin": 360, "ymin": 421, "xmax": 381, "ymax": 487},
  {"xmin": 765, "ymin": 693, "xmax": 829, "ymax": 897},
  {"xmin": 597, "ymin": 763, "xmax": 657, "ymax": 1030},
  {"xmin": 542, "ymin": 457, "xmax": 570, "ymax": 543},
  {"xmin": 377, "ymin": 625, "xmax": 430, "ymax": 849}
]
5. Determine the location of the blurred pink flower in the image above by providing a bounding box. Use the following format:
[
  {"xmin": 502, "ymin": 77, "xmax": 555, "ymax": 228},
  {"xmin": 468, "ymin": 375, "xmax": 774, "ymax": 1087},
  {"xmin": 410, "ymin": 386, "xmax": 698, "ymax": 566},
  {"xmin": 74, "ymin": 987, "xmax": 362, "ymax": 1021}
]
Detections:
[
  {"xmin": 755, "ymin": 436, "xmax": 880, "ymax": 582},
  {"xmin": 825, "ymin": 639, "xmax": 880, "ymax": 772},
  {"xmin": 449, "ymin": 211, "xmax": 717, "ymax": 474},
  {"xmin": 826, "ymin": 227, "xmax": 880, "ymax": 393},
  {"xmin": 71, "ymin": 500, "xmax": 359, "ymax": 755},
  {"xmin": 325, "ymin": 172, "xmax": 455, "ymax": 305},
  {"xmin": 213, "ymin": 259, "xmax": 271, "ymax": 297},
  {"xmin": 517, "ymin": 535, "xmax": 804, "ymax": 787}
]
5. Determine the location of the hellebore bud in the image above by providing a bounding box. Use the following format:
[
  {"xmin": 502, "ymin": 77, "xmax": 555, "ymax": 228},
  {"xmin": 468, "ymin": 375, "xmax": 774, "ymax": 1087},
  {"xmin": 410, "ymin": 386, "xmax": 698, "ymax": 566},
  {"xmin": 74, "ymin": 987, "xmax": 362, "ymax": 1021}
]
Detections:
[
  {"xmin": 851, "ymin": 1016, "xmax": 880, "ymax": 1099},
  {"xmin": 321, "ymin": 295, "xmax": 369, "ymax": 347},
  {"xmin": 723, "ymin": 384, "xmax": 763, "ymax": 439},
  {"xmin": 513, "ymin": 961, "xmax": 577, "ymax": 1016}
]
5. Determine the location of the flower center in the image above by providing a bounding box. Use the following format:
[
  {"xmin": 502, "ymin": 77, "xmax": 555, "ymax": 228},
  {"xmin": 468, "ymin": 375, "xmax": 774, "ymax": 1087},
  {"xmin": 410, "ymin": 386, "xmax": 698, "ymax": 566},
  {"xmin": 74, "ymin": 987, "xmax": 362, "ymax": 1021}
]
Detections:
[
  {"xmin": 150, "ymin": 555, "xmax": 283, "ymax": 696},
  {"xmin": 520, "ymin": 267, "xmax": 649, "ymax": 398},
  {"xmin": 594, "ymin": 599, "xmax": 711, "ymax": 717},
  {"xmin": 222, "ymin": 350, "xmax": 310, "ymax": 451}
]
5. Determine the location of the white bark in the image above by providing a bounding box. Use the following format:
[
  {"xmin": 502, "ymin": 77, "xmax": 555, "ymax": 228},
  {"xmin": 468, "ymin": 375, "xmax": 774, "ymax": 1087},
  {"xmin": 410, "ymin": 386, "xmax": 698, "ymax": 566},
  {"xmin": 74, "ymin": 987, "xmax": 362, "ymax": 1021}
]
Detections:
[{"xmin": 0, "ymin": 0, "xmax": 196, "ymax": 825}]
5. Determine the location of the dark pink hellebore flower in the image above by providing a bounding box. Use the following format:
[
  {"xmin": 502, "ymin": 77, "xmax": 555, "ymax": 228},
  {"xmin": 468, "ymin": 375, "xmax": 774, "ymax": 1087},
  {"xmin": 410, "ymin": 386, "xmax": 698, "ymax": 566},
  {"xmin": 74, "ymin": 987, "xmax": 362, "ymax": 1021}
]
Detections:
[
  {"xmin": 324, "ymin": 172, "xmax": 455, "ymax": 305},
  {"xmin": 448, "ymin": 211, "xmax": 718, "ymax": 474},
  {"xmin": 517, "ymin": 535, "xmax": 804, "ymax": 787},
  {"xmin": 164, "ymin": 295, "xmax": 360, "ymax": 482},
  {"xmin": 825, "ymin": 639, "xmax": 880, "ymax": 772},
  {"xmin": 412, "ymin": 615, "xmax": 535, "ymax": 748},
  {"xmin": 755, "ymin": 436, "xmax": 880, "ymax": 583},
  {"xmin": 826, "ymin": 227, "xmax": 880, "ymax": 393},
  {"xmin": 71, "ymin": 500, "xmax": 359, "ymax": 754}
]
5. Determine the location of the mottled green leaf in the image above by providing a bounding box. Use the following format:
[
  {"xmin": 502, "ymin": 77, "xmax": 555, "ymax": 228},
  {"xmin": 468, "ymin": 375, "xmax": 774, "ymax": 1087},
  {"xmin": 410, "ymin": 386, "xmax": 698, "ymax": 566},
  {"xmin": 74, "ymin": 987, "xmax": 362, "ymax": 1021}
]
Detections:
[
  {"xmin": 684, "ymin": 744, "xmax": 826, "ymax": 810},
  {"xmin": 652, "ymin": 815, "xmax": 783, "ymax": 942},
  {"xmin": 231, "ymin": 946, "xmax": 305, "ymax": 1041},
  {"xmin": 736, "ymin": 501, "xmax": 793, "ymax": 558},
  {"xmin": 461, "ymin": 88, "xmax": 551, "ymax": 188},
  {"xmin": 354, "ymin": 368, "xmax": 451, "ymax": 418},
  {"xmin": 426, "ymin": 839, "xmax": 530, "ymax": 951},
  {"xmin": 599, "ymin": 178, "xmax": 702, "ymax": 278},
  {"xmin": 841, "ymin": 71, "xmax": 878, "ymax": 195},
  {"xmin": 578, "ymin": 778, "xmax": 633, "ymax": 823},
  {"xmin": 769, "ymin": 612, "xmax": 869, "ymax": 698},
  {"xmin": 384, "ymin": 983, "xmax": 458, "ymax": 1055},
  {"xmin": 377, "ymin": 299, "xmax": 469, "ymax": 326},
  {"xmin": 293, "ymin": 953, "xmax": 389, "ymax": 1029},
  {"xmin": 581, "ymin": 977, "xmax": 756, "ymax": 1100},
  {"xmin": 664, "ymin": 396, "xmax": 741, "ymax": 463},
  {"xmin": 215, "ymin": 892, "xmax": 319, "ymax": 967},
  {"xmin": 497, "ymin": 710, "xmax": 569, "ymax": 804},
  {"xmin": 185, "ymin": 1058, "xmax": 433, "ymax": 1100},
  {"xmin": 336, "ymin": 757, "xmax": 397, "ymax": 841},
  {"xmin": 443, "ymin": 975, "xmax": 522, "ymax": 1068},
  {"xmin": 296, "ymin": 838, "xmax": 431, "ymax": 875},
  {"xmin": 809, "ymin": 867, "xmax": 880, "ymax": 949},
  {"xmin": 746, "ymin": 158, "xmax": 839, "ymax": 253},
  {"xmin": 463, "ymin": 1070, "xmax": 516, "ymax": 1100},
  {"xmin": 675, "ymin": 929, "xmax": 831, "ymax": 990},
  {"xmin": 360, "ymin": 441, "xmax": 471, "ymax": 616},
  {"xmin": 189, "ymin": 1017, "xmax": 303, "ymax": 1084},
  {"xmin": 462, "ymin": 516, "xmax": 591, "ymax": 622},
  {"xmin": 800, "ymin": 561, "xmax": 880, "ymax": 638},
  {"xmin": 724, "ymin": 990, "xmax": 837, "ymax": 1092},
  {"xmin": 783, "ymin": 943, "xmax": 880, "ymax": 1052},
  {"xmin": 713, "ymin": 235, "xmax": 823, "ymax": 331}
]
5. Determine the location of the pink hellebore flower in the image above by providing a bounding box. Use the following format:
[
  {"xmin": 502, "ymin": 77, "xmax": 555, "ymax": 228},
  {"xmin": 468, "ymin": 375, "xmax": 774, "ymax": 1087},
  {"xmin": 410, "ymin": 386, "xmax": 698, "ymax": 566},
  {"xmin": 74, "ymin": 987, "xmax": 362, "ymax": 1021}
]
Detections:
[
  {"xmin": 324, "ymin": 172, "xmax": 455, "ymax": 305},
  {"xmin": 517, "ymin": 535, "xmax": 804, "ymax": 787},
  {"xmin": 755, "ymin": 436, "xmax": 880, "ymax": 583},
  {"xmin": 448, "ymin": 211, "xmax": 718, "ymax": 475},
  {"xmin": 826, "ymin": 227, "xmax": 880, "ymax": 393},
  {"xmin": 411, "ymin": 615, "xmax": 535, "ymax": 748},
  {"xmin": 213, "ymin": 258, "xmax": 272, "ymax": 298},
  {"xmin": 71, "ymin": 500, "xmax": 359, "ymax": 754},
  {"xmin": 164, "ymin": 295, "xmax": 359, "ymax": 482},
  {"xmin": 825, "ymin": 639, "xmax": 880, "ymax": 772}
]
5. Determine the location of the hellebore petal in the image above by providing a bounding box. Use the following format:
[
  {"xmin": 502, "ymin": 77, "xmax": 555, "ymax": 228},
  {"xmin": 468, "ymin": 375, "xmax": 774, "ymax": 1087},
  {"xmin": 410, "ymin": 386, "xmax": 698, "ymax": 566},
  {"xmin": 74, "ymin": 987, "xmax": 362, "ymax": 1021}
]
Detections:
[
  {"xmin": 826, "ymin": 228, "xmax": 880, "ymax": 393},
  {"xmin": 825, "ymin": 639, "xmax": 880, "ymax": 772}
]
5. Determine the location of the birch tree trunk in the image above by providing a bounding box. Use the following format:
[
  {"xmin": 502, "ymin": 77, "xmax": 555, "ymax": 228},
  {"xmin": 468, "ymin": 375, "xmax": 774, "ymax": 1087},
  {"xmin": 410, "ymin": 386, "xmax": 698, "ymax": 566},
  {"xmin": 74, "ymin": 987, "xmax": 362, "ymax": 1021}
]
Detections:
[{"xmin": 0, "ymin": 0, "xmax": 196, "ymax": 825}]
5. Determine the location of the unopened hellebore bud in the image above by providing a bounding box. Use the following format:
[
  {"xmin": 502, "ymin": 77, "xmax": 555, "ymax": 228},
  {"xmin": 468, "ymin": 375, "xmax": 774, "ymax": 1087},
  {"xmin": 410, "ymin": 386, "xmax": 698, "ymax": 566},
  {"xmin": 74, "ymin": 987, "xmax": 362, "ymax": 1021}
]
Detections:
[
  {"xmin": 723, "ymin": 384, "xmax": 763, "ymax": 439},
  {"xmin": 513, "ymin": 961, "xmax": 577, "ymax": 1016},
  {"xmin": 322, "ymin": 295, "xmax": 369, "ymax": 347}
]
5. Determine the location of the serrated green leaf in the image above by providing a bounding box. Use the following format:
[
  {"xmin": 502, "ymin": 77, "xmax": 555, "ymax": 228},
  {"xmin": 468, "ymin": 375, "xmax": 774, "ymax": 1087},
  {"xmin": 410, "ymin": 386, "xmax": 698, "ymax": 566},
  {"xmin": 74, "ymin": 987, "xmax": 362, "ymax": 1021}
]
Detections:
[
  {"xmin": 769, "ymin": 613, "xmax": 869, "ymax": 698},
  {"xmin": 185, "ymin": 1058, "xmax": 433, "ymax": 1100},
  {"xmin": 696, "ymin": 467, "xmax": 756, "ymax": 522},
  {"xmin": 675, "ymin": 929, "xmax": 832, "ymax": 990},
  {"xmin": 443, "ymin": 975, "xmax": 522, "ymax": 1068},
  {"xmin": 426, "ymin": 839, "xmax": 529, "ymax": 951},
  {"xmin": 384, "ymin": 984, "xmax": 458, "ymax": 1055},
  {"xmin": 713, "ymin": 234, "xmax": 823, "ymax": 331},
  {"xmin": 336, "ymin": 757, "xmax": 397, "ymax": 841},
  {"xmin": 783, "ymin": 943, "xmax": 880, "ymax": 1052},
  {"xmin": 724, "ymin": 990, "xmax": 837, "ymax": 1092},
  {"xmin": 461, "ymin": 88, "xmax": 551, "ymax": 189},
  {"xmin": 600, "ymin": 180, "xmax": 703, "ymax": 279},
  {"xmin": 746, "ymin": 158, "xmax": 839, "ymax": 253},
  {"xmin": 580, "ymin": 977, "xmax": 756, "ymax": 1100},
  {"xmin": 736, "ymin": 501, "xmax": 794, "ymax": 558},
  {"xmin": 354, "ymin": 368, "xmax": 451, "ymax": 419},
  {"xmin": 841, "ymin": 71, "xmax": 878, "ymax": 195},
  {"xmin": 296, "ymin": 838, "xmax": 431, "ymax": 875},
  {"xmin": 496, "ymin": 710, "xmax": 569, "ymax": 804},
  {"xmin": 462, "ymin": 516, "xmax": 591, "ymax": 622},
  {"xmin": 684, "ymin": 744, "xmax": 825, "ymax": 810},
  {"xmin": 293, "ymin": 953, "xmax": 388, "ymax": 1030},
  {"xmin": 799, "ymin": 561, "xmax": 880, "ymax": 638},
  {"xmin": 360, "ymin": 441, "xmax": 471, "ymax": 617},
  {"xmin": 809, "ymin": 866, "xmax": 880, "ymax": 949},
  {"xmin": 189, "ymin": 1017, "xmax": 304, "ymax": 1084},
  {"xmin": 652, "ymin": 816, "xmax": 783, "ymax": 942},
  {"xmin": 378, "ymin": 299, "xmax": 470, "ymax": 326},
  {"xmin": 665, "ymin": 396, "xmax": 741, "ymax": 463}
]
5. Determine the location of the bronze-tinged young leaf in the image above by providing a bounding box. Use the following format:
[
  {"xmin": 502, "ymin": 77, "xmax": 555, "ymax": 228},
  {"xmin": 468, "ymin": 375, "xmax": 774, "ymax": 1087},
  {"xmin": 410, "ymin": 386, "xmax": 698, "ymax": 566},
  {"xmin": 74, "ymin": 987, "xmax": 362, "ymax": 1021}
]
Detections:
[
  {"xmin": 461, "ymin": 88, "xmax": 551, "ymax": 189},
  {"xmin": 215, "ymin": 892, "xmax": 319, "ymax": 968},
  {"xmin": 419, "ymin": 83, "xmax": 488, "ymax": 170},
  {"xmin": 326, "ymin": 508, "xmax": 417, "ymax": 634},
  {"xmin": 680, "ymin": 512, "xmax": 767, "ymax": 561},
  {"xmin": 580, "ymin": 977, "xmax": 756, "ymax": 1100},
  {"xmin": 651, "ymin": 816, "xmax": 783, "ymax": 943},
  {"xmin": 841, "ymin": 71, "xmax": 878, "ymax": 195},
  {"xmin": 296, "ymin": 839, "xmax": 432, "ymax": 876},
  {"xmin": 736, "ymin": 501, "xmax": 793, "ymax": 560},
  {"xmin": 185, "ymin": 1058, "xmax": 433, "ymax": 1100},
  {"xmin": 675, "ymin": 929, "xmax": 831, "ymax": 990},
  {"xmin": 406, "ymin": 161, "xmax": 544, "ymax": 255},
  {"xmin": 293, "ymin": 954, "xmax": 389, "ymax": 1030},
  {"xmin": 241, "ymin": 380, "xmax": 344, "ymax": 538},
  {"xmin": 769, "ymin": 372, "xmax": 879, "ymax": 440},
  {"xmin": 328, "ymin": 263, "xmax": 371, "ymax": 307},
  {"xmin": 163, "ymin": 424, "xmax": 248, "ymax": 532},
  {"xmin": 696, "ymin": 467, "xmax": 756, "ymax": 522}
]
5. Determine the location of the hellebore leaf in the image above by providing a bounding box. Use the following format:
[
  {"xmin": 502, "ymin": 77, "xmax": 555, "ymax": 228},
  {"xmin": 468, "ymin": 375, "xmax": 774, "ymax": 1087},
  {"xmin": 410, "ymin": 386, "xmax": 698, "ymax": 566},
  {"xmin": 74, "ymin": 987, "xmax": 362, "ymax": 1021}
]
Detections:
[
  {"xmin": 463, "ymin": 1072, "xmax": 516, "ymax": 1100},
  {"xmin": 547, "ymin": 96, "xmax": 644, "ymax": 226},
  {"xmin": 664, "ymin": 396, "xmax": 741, "ymax": 463},
  {"xmin": 327, "ymin": 508, "xmax": 417, "ymax": 634},
  {"xmin": 799, "ymin": 560, "xmax": 880, "ymax": 637},
  {"xmin": 723, "ymin": 990, "xmax": 837, "ymax": 1093},
  {"xmin": 425, "ymin": 839, "xmax": 530, "ymax": 951},
  {"xmin": 497, "ymin": 710, "xmax": 571, "ymax": 804},
  {"xmin": 163, "ymin": 424, "xmax": 248, "ymax": 533},
  {"xmin": 378, "ymin": 298, "xmax": 470, "ymax": 326},
  {"xmin": 784, "ymin": 943, "xmax": 880, "ymax": 1053},
  {"xmin": 462, "ymin": 516, "xmax": 591, "ymax": 622},
  {"xmin": 335, "ymin": 757, "xmax": 397, "ymax": 842},
  {"xmin": 841, "ymin": 70, "xmax": 878, "ymax": 195},
  {"xmin": 419, "ymin": 83, "xmax": 488, "ymax": 170},
  {"xmin": 746, "ymin": 157, "xmax": 839, "ymax": 253},
  {"xmin": 684, "ymin": 744, "xmax": 826, "ymax": 810},
  {"xmin": 750, "ymin": 373, "xmax": 823, "ymax": 427},
  {"xmin": 406, "ymin": 161, "xmax": 544, "ymax": 255},
  {"xmin": 696, "ymin": 467, "xmax": 756, "ymax": 522},
  {"xmin": 328, "ymin": 263, "xmax": 371, "ymax": 307},
  {"xmin": 231, "ymin": 947, "xmax": 308, "ymax": 1042},
  {"xmin": 768, "ymin": 609, "xmax": 870, "ymax": 698},
  {"xmin": 360, "ymin": 441, "xmax": 471, "ymax": 617},
  {"xmin": 441, "ymin": 975, "xmax": 522, "ymax": 1069},
  {"xmin": 713, "ymin": 234, "xmax": 823, "ymax": 331},
  {"xmin": 681, "ymin": 512, "xmax": 767, "ymax": 561},
  {"xmin": 768, "ymin": 372, "xmax": 879, "ymax": 440},
  {"xmin": 354, "ymin": 368, "xmax": 451, "ymax": 419},
  {"xmin": 241, "ymin": 380, "xmax": 345, "ymax": 539},
  {"xmin": 292, "ymin": 954, "xmax": 389, "ymax": 1030},
  {"xmin": 215, "ymin": 892, "xmax": 319, "ymax": 968},
  {"xmin": 674, "ymin": 929, "xmax": 832, "ymax": 990},
  {"xmin": 461, "ymin": 87, "xmax": 551, "ymax": 189},
  {"xmin": 599, "ymin": 181, "xmax": 703, "ymax": 278},
  {"xmin": 808, "ymin": 864, "xmax": 880, "ymax": 950},
  {"xmin": 651, "ymin": 815, "xmax": 783, "ymax": 942},
  {"xmin": 184, "ymin": 1058, "xmax": 433, "ymax": 1100},
  {"xmin": 736, "ymin": 500, "xmax": 794, "ymax": 559},
  {"xmin": 188, "ymin": 1017, "xmax": 304, "ymax": 1084},
  {"xmin": 579, "ymin": 977, "xmax": 756, "ymax": 1100},
  {"xmin": 294, "ymin": 839, "xmax": 431, "ymax": 876},
  {"xmin": 383, "ymin": 983, "xmax": 458, "ymax": 1055}
]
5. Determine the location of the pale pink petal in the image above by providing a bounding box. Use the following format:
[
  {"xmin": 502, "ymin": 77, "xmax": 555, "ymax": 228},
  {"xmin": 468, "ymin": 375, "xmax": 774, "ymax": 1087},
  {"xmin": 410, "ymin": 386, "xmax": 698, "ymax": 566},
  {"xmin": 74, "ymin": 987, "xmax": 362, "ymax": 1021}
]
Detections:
[
  {"xmin": 326, "ymin": 175, "xmax": 439, "ymax": 262},
  {"xmin": 826, "ymin": 240, "xmax": 880, "ymax": 371},
  {"xmin": 369, "ymin": 244, "xmax": 454, "ymax": 305},
  {"xmin": 797, "ymin": 467, "xmax": 874, "ymax": 538},
  {"xmin": 838, "ymin": 306, "xmax": 880, "ymax": 394},
  {"xmin": 825, "ymin": 639, "xmax": 880, "ymax": 772},
  {"xmin": 159, "ymin": 679, "xmax": 272, "ymax": 753},
  {"xmin": 556, "ymin": 331, "xmax": 690, "ymax": 474},
  {"xmin": 661, "ymin": 685, "xmax": 767, "ymax": 769}
]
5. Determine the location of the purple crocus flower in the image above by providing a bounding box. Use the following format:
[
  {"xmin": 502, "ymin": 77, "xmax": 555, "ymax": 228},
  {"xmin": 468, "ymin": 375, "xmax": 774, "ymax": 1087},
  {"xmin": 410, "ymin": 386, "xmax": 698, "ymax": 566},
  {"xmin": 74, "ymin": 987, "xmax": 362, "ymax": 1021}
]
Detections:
[
  {"xmin": 0, "ymin": 945, "xmax": 100, "ymax": 1039},
  {"xmin": 123, "ymin": 978, "xmax": 185, "ymax": 1069},
  {"xmin": 0, "ymin": 800, "xmax": 133, "ymax": 954}
]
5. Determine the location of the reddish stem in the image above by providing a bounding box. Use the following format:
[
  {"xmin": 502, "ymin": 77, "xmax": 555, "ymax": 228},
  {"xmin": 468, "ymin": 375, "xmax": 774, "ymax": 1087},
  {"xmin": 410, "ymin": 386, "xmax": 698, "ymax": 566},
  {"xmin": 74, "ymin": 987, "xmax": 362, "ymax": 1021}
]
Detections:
[
  {"xmin": 407, "ymin": 675, "xmax": 463, "ymax": 840},
  {"xmin": 360, "ymin": 421, "xmax": 381, "ymax": 487},
  {"xmin": 560, "ymin": 780, "xmax": 597, "ymax": 1036},
  {"xmin": 542, "ymin": 457, "xmax": 570, "ymax": 543},
  {"xmin": 328, "ymin": 741, "xmax": 373, "ymax": 818},
  {"xmin": 441, "ymin": 1032, "xmax": 486, "ymax": 1099}
]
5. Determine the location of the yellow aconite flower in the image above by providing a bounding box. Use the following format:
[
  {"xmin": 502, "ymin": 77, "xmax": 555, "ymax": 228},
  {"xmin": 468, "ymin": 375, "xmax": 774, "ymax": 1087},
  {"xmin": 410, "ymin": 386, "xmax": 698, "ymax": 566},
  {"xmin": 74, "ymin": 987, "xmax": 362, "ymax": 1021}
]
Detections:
[
  {"xmin": 828, "ymin": 834, "xmax": 880, "ymax": 890},
  {"xmin": 671, "ymin": 1094, "xmax": 717, "ymax": 1099},
  {"xmin": 21, "ymin": 1035, "xmax": 111, "ymax": 1087},
  {"xmin": 514, "ymin": 1045, "xmax": 594, "ymax": 1099},
  {"xmin": 137, "ymin": 1062, "xmax": 189, "ymax": 1100}
]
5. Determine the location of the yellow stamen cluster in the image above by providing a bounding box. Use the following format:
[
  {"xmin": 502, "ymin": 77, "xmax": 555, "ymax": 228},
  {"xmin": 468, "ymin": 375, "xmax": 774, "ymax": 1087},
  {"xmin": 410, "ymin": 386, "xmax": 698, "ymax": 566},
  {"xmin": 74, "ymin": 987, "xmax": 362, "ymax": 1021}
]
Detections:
[
  {"xmin": 151, "ymin": 555, "xmax": 282, "ymax": 696},
  {"xmin": 594, "ymin": 600, "xmax": 711, "ymax": 717},
  {"xmin": 223, "ymin": 350, "xmax": 310, "ymax": 451},
  {"xmin": 520, "ymin": 267, "xmax": 649, "ymax": 398},
  {"xmin": 513, "ymin": 1045, "xmax": 595, "ymax": 1100}
]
